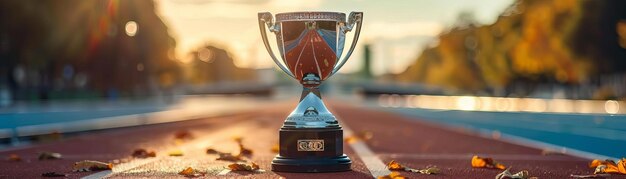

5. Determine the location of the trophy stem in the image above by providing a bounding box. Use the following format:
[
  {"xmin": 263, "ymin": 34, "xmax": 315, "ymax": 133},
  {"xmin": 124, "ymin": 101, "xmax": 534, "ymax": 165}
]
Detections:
[
  {"xmin": 300, "ymin": 87, "xmax": 322, "ymax": 102},
  {"xmin": 271, "ymin": 86, "xmax": 352, "ymax": 172}
]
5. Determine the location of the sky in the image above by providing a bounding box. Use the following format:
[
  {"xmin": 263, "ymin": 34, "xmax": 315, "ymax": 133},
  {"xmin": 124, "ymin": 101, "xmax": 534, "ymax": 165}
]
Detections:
[{"xmin": 155, "ymin": 0, "xmax": 514, "ymax": 75}]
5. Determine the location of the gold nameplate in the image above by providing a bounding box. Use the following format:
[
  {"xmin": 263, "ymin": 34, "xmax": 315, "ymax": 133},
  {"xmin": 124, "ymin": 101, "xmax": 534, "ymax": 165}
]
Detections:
[{"xmin": 297, "ymin": 139, "xmax": 324, "ymax": 151}]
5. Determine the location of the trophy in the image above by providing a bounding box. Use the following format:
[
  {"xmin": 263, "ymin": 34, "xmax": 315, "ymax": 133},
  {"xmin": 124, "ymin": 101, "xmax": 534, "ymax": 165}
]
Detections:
[{"xmin": 258, "ymin": 11, "xmax": 363, "ymax": 172}]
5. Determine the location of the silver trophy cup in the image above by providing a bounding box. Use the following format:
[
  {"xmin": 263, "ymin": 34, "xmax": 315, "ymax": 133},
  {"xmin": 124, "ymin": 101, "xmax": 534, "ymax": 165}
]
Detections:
[{"xmin": 258, "ymin": 11, "xmax": 362, "ymax": 172}]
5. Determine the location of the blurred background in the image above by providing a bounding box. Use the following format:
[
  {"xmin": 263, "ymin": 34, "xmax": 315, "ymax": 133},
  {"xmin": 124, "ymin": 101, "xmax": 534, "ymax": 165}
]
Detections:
[{"xmin": 1, "ymin": 0, "xmax": 625, "ymax": 157}]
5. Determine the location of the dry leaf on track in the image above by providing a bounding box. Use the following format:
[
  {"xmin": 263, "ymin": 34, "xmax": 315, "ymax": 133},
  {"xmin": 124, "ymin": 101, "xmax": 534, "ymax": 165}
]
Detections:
[
  {"xmin": 41, "ymin": 172, "xmax": 67, "ymax": 177},
  {"xmin": 495, "ymin": 168, "xmax": 533, "ymax": 179},
  {"xmin": 178, "ymin": 167, "xmax": 205, "ymax": 177},
  {"xmin": 386, "ymin": 160, "xmax": 440, "ymax": 174},
  {"xmin": 168, "ymin": 150, "xmax": 184, "ymax": 157},
  {"xmin": 271, "ymin": 144, "xmax": 280, "ymax": 153},
  {"xmin": 472, "ymin": 155, "xmax": 506, "ymax": 170},
  {"xmin": 131, "ymin": 149, "xmax": 156, "ymax": 158},
  {"xmin": 227, "ymin": 162, "xmax": 261, "ymax": 171},
  {"xmin": 344, "ymin": 131, "xmax": 373, "ymax": 144},
  {"xmin": 174, "ymin": 130, "xmax": 194, "ymax": 140},
  {"xmin": 589, "ymin": 158, "xmax": 626, "ymax": 174},
  {"xmin": 7, "ymin": 154, "xmax": 21, "ymax": 161},
  {"xmin": 234, "ymin": 137, "xmax": 253, "ymax": 156},
  {"xmin": 38, "ymin": 152, "xmax": 62, "ymax": 160},
  {"xmin": 217, "ymin": 153, "xmax": 244, "ymax": 162},
  {"xmin": 73, "ymin": 160, "xmax": 112, "ymax": 172}
]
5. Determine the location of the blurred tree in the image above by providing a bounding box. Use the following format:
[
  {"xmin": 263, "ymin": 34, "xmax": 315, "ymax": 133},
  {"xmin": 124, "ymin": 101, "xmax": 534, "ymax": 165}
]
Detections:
[
  {"xmin": 398, "ymin": 0, "xmax": 626, "ymax": 96},
  {"xmin": 186, "ymin": 44, "xmax": 254, "ymax": 85},
  {"xmin": 0, "ymin": 0, "xmax": 180, "ymax": 100}
]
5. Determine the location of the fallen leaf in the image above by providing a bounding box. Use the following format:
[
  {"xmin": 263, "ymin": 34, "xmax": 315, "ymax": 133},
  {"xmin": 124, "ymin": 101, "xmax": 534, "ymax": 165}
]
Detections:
[
  {"xmin": 495, "ymin": 168, "xmax": 530, "ymax": 179},
  {"xmin": 168, "ymin": 150, "xmax": 184, "ymax": 157},
  {"xmin": 217, "ymin": 153, "xmax": 244, "ymax": 162},
  {"xmin": 344, "ymin": 136, "xmax": 360, "ymax": 144},
  {"xmin": 387, "ymin": 160, "xmax": 405, "ymax": 170},
  {"xmin": 472, "ymin": 155, "xmax": 506, "ymax": 170},
  {"xmin": 377, "ymin": 171, "xmax": 407, "ymax": 179},
  {"xmin": 178, "ymin": 167, "xmax": 205, "ymax": 177},
  {"xmin": 235, "ymin": 137, "xmax": 253, "ymax": 156},
  {"xmin": 239, "ymin": 146, "xmax": 253, "ymax": 156},
  {"xmin": 590, "ymin": 158, "xmax": 626, "ymax": 174},
  {"xmin": 206, "ymin": 148, "xmax": 220, "ymax": 154},
  {"xmin": 620, "ymin": 159, "xmax": 626, "ymax": 174},
  {"xmin": 132, "ymin": 149, "xmax": 156, "ymax": 158},
  {"xmin": 179, "ymin": 167, "xmax": 194, "ymax": 175},
  {"xmin": 271, "ymin": 144, "xmax": 279, "ymax": 153},
  {"xmin": 7, "ymin": 154, "xmax": 21, "ymax": 161},
  {"xmin": 408, "ymin": 167, "xmax": 440, "ymax": 175},
  {"xmin": 39, "ymin": 152, "xmax": 62, "ymax": 160},
  {"xmin": 73, "ymin": 160, "xmax": 112, "ymax": 172},
  {"xmin": 41, "ymin": 172, "xmax": 67, "ymax": 177},
  {"xmin": 233, "ymin": 136, "xmax": 243, "ymax": 143},
  {"xmin": 227, "ymin": 162, "xmax": 261, "ymax": 171},
  {"xmin": 344, "ymin": 131, "xmax": 373, "ymax": 144},
  {"xmin": 251, "ymin": 162, "xmax": 260, "ymax": 170},
  {"xmin": 589, "ymin": 159, "xmax": 614, "ymax": 168},
  {"xmin": 174, "ymin": 130, "xmax": 194, "ymax": 140},
  {"xmin": 386, "ymin": 160, "xmax": 439, "ymax": 175}
]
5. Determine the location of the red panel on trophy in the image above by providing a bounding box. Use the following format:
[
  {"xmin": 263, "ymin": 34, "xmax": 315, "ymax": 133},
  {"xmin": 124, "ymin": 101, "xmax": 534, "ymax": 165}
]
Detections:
[{"xmin": 282, "ymin": 21, "xmax": 338, "ymax": 84}]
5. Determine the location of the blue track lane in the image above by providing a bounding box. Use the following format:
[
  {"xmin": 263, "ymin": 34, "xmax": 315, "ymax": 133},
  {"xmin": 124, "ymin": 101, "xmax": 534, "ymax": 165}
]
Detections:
[{"xmin": 388, "ymin": 108, "xmax": 626, "ymax": 158}]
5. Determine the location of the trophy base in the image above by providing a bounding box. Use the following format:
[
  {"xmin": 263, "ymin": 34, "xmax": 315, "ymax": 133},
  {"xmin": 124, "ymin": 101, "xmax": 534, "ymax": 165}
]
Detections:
[
  {"xmin": 271, "ymin": 127, "xmax": 351, "ymax": 172},
  {"xmin": 271, "ymin": 155, "xmax": 351, "ymax": 172}
]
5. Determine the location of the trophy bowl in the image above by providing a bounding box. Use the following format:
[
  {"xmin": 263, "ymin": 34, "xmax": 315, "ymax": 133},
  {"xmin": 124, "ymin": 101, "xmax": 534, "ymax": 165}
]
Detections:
[{"xmin": 258, "ymin": 11, "xmax": 362, "ymax": 172}]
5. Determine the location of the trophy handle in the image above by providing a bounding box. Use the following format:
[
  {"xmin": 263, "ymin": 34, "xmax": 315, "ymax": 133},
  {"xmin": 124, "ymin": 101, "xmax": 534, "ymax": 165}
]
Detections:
[
  {"xmin": 258, "ymin": 12, "xmax": 296, "ymax": 79},
  {"xmin": 332, "ymin": 12, "xmax": 363, "ymax": 76}
]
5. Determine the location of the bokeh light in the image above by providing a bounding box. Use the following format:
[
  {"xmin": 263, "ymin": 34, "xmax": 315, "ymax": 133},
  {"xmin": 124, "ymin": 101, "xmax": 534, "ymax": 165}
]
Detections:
[
  {"xmin": 197, "ymin": 48, "xmax": 214, "ymax": 63},
  {"xmin": 125, "ymin": 21, "xmax": 138, "ymax": 37}
]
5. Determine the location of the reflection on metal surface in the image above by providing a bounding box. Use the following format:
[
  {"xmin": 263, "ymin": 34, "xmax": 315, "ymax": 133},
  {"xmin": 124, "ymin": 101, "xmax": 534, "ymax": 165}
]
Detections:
[
  {"xmin": 377, "ymin": 94, "xmax": 626, "ymax": 114},
  {"xmin": 259, "ymin": 11, "xmax": 363, "ymax": 128}
]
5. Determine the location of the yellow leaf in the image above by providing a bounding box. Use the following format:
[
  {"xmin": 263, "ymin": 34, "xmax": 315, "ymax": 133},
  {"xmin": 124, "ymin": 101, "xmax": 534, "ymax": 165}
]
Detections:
[
  {"xmin": 589, "ymin": 159, "xmax": 603, "ymax": 168},
  {"xmin": 471, "ymin": 155, "xmax": 506, "ymax": 170},
  {"xmin": 618, "ymin": 159, "xmax": 626, "ymax": 174},
  {"xmin": 227, "ymin": 162, "xmax": 260, "ymax": 171},
  {"xmin": 168, "ymin": 150, "xmax": 183, "ymax": 156},
  {"xmin": 386, "ymin": 160, "xmax": 405, "ymax": 170},
  {"xmin": 271, "ymin": 144, "xmax": 280, "ymax": 153},
  {"xmin": 178, "ymin": 167, "xmax": 204, "ymax": 177}
]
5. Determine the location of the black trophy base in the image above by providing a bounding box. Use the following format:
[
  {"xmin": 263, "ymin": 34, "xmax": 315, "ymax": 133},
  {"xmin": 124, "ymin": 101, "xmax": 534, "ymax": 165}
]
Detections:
[
  {"xmin": 271, "ymin": 127, "xmax": 351, "ymax": 172},
  {"xmin": 271, "ymin": 155, "xmax": 351, "ymax": 172}
]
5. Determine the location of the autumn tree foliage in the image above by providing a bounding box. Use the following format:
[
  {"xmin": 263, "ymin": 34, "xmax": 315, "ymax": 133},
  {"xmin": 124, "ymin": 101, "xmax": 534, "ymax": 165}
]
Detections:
[
  {"xmin": 398, "ymin": 0, "xmax": 626, "ymax": 95},
  {"xmin": 0, "ymin": 0, "xmax": 179, "ymax": 99}
]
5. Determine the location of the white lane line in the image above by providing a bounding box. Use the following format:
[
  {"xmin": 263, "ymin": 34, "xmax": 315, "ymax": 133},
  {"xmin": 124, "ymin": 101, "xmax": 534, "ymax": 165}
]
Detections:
[
  {"xmin": 217, "ymin": 169, "xmax": 231, "ymax": 175},
  {"xmin": 82, "ymin": 171, "xmax": 111, "ymax": 179},
  {"xmin": 82, "ymin": 120, "xmax": 259, "ymax": 178},
  {"xmin": 310, "ymin": 38, "xmax": 323, "ymax": 80},
  {"xmin": 338, "ymin": 114, "xmax": 391, "ymax": 178},
  {"xmin": 293, "ymin": 34, "xmax": 310, "ymax": 75},
  {"xmin": 81, "ymin": 157, "xmax": 159, "ymax": 179}
]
